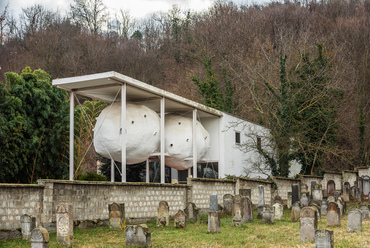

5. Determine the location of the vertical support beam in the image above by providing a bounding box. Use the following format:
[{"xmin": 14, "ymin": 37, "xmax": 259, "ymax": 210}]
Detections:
[
  {"xmin": 160, "ymin": 97, "xmax": 165, "ymax": 183},
  {"xmin": 69, "ymin": 92, "xmax": 74, "ymax": 181},
  {"xmin": 146, "ymin": 159, "xmax": 150, "ymax": 183},
  {"xmin": 193, "ymin": 109, "xmax": 198, "ymax": 178},
  {"xmin": 121, "ymin": 84, "xmax": 127, "ymax": 182},
  {"xmin": 171, "ymin": 168, "xmax": 178, "ymax": 181},
  {"xmin": 111, "ymin": 159, "xmax": 114, "ymax": 182}
]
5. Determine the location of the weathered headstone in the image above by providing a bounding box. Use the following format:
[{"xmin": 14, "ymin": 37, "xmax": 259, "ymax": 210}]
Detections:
[
  {"xmin": 232, "ymin": 195, "xmax": 243, "ymax": 227},
  {"xmin": 321, "ymin": 200, "xmax": 328, "ymax": 216},
  {"xmin": 257, "ymin": 185, "xmax": 265, "ymax": 219},
  {"xmin": 309, "ymin": 203, "xmax": 321, "ymax": 222},
  {"xmin": 301, "ymin": 192, "xmax": 309, "ymax": 208},
  {"xmin": 358, "ymin": 177, "xmax": 363, "ymax": 194},
  {"xmin": 223, "ymin": 194, "xmax": 234, "ymax": 216},
  {"xmin": 350, "ymin": 186, "xmax": 360, "ymax": 201},
  {"xmin": 300, "ymin": 207, "xmax": 318, "ymax": 242},
  {"xmin": 30, "ymin": 227, "xmax": 49, "ymax": 248},
  {"xmin": 208, "ymin": 211, "xmax": 221, "ymax": 233},
  {"xmin": 273, "ymin": 195, "xmax": 283, "ymax": 205},
  {"xmin": 312, "ymin": 184, "xmax": 323, "ymax": 202},
  {"xmin": 359, "ymin": 205, "xmax": 370, "ymax": 220},
  {"xmin": 210, "ymin": 194, "xmax": 218, "ymax": 211},
  {"xmin": 56, "ymin": 203, "xmax": 73, "ymax": 247},
  {"xmin": 273, "ymin": 203, "xmax": 284, "ymax": 220},
  {"xmin": 239, "ymin": 189, "xmax": 251, "ymax": 199},
  {"xmin": 109, "ymin": 202, "xmax": 125, "ymax": 229},
  {"xmin": 292, "ymin": 184, "xmax": 300, "ymax": 205},
  {"xmin": 262, "ymin": 205, "xmax": 275, "ymax": 224},
  {"xmin": 327, "ymin": 180, "xmax": 335, "ymax": 195},
  {"xmin": 315, "ymin": 229, "xmax": 334, "ymax": 248},
  {"xmin": 174, "ymin": 210, "xmax": 187, "ymax": 228},
  {"xmin": 242, "ymin": 196, "xmax": 253, "ymax": 223},
  {"xmin": 301, "ymin": 184, "xmax": 308, "ymax": 194},
  {"xmin": 291, "ymin": 201, "xmax": 301, "ymax": 222},
  {"xmin": 347, "ymin": 209, "xmax": 362, "ymax": 232},
  {"xmin": 157, "ymin": 201, "xmax": 169, "ymax": 226},
  {"xmin": 342, "ymin": 182, "xmax": 350, "ymax": 202},
  {"xmin": 327, "ymin": 202, "xmax": 340, "ymax": 226},
  {"xmin": 287, "ymin": 192, "xmax": 292, "ymax": 209},
  {"xmin": 337, "ymin": 197, "xmax": 346, "ymax": 217},
  {"xmin": 327, "ymin": 195, "xmax": 336, "ymax": 203},
  {"xmin": 311, "ymin": 181, "xmax": 317, "ymax": 199},
  {"xmin": 184, "ymin": 202, "xmax": 200, "ymax": 222},
  {"xmin": 363, "ymin": 176, "xmax": 370, "ymax": 196},
  {"xmin": 20, "ymin": 214, "xmax": 36, "ymax": 240},
  {"xmin": 125, "ymin": 224, "xmax": 152, "ymax": 248}
]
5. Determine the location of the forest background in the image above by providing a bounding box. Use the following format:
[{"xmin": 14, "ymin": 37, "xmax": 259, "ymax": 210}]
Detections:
[{"xmin": 0, "ymin": 0, "xmax": 369, "ymax": 183}]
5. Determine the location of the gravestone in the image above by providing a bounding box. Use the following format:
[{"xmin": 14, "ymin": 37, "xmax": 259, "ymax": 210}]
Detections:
[
  {"xmin": 309, "ymin": 203, "xmax": 321, "ymax": 222},
  {"xmin": 184, "ymin": 202, "xmax": 200, "ymax": 222},
  {"xmin": 301, "ymin": 184, "xmax": 308, "ymax": 193},
  {"xmin": 20, "ymin": 214, "xmax": 36, "ymax": 240},
  {"xmin": 347, "ymin": 209, "xmax": 362, "ymax": 232},
  {"xmin": 56, "ymin": 203, "xmax": 73, "ymax": 247},
  {"xmin": 332, "ymin": 190, "xmax": 340, "ymax": 199},
  {"xmin": 292, "ymin": 184, "xmax": 300, "ymax": 205},
  {"xmin": 350, "ymin": 186, "xmax": 360, "ymax": 202},
  {"xmin": 262, "ymin": 205, "xmax": 274, "ymax": 224},
  {"xmin": 257, "ymin": 185, "xmax": 265, "ymax": 219},
  {"xmin": 327, "ymin": 195, "xmax": 336, "ymax": 203},
  {"xmin": 311, "ymin": 181, "xmax": 317, "ymax": 199},
  {"xmin": 232, "ymin": 195, "xmax": 243, "ymax": 227},
  {"xmin": 109, "ymin": 202, "xmax": 125, "ymax": 229},
  {"xmin": 342, "ymin": 182, "xmax": 350, "ymax": 202},
  {"xmin": 287, "ymin": 192, "xmax": 292, "ymax": 209},
  {"xmin": 125, "ymin": 224, "xmax": 152, "ymax": 248},
  {"xmin": 315, "ymin": 229, "xmax": 334, "ymax": 248},
  {"xmin": 208, "ymin": 211, "xmax": 221, "ymax": 233},
  {"xmin": 327, "ymin": 180, "xmax": 335, "ymax": 195},
  {"xmin": 157, "ymin": 201, "xmax": 169, "ymax": 226},
  {"xmin": 273, "ymin": 203, "xmax": 284, "ymax": 220},
  {"xmin": 291, "ymin": 201, "xmax": 301, "ymax": 222},
  {"xmin": 363, "ymin": 176, "xmax": 370, "ymax": 196},
  {"xmin": 174, "ymin": 210, "xmax": 187, "ymax": 228},
  {"xmin": 300, "ymin": 207, "xmax": 318, "ymax": 242},
  {"xmin": 239, "ymin": 189, "xmax": 251, "ymax": 199},
  {"xmin": 359, "ymin": 205, "xmax": 370, "ymax": 220},
  {"xmin": 321, "ymin": 200, "xmax": 328, "ymax": 216},
  {"xmin": 327, "ymin": 202, "xmax": 340, "ymax": 226},
  {"xmin": 242, "ymin": 196, "xmax": 253, "ymax": 223},
  {"xmin": 312, "ymin": 184, "xmax": 323, "ymax": 202},
  {"xmin": 358, "ymin": 177, "xmax": 363, "ymax": 194},
  {"xmin": 223, "ymin": 194, "xmax": 234, "ymax": 216},
  {"xmin": 301, "ymin": 192, "xmax": 309, "ymax": 207},
  {"xmin": 30, "ymin": 227, "xmax": 49, "ymax": 248},
  {"xmin": 337, "ymin": 197, "xmax": 346, "ymax": 216},
  {"xmin": 273, "ymin": 195, "xmax": 283, "ymax": 205},
  {"xmin": 210, "ymin": 194, "xmax": 218, "ymax": 211}
]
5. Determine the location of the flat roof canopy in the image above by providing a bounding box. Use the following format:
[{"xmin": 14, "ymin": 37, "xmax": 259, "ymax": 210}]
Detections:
[{"xmin": 53, "ymin": 71, "xmax": 222, "ymax": 118}]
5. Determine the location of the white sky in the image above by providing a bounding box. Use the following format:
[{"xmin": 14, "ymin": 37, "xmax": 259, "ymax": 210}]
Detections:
[{"xmin": 1, "ymin": 0, "xmax": 270, "ymax": 20}]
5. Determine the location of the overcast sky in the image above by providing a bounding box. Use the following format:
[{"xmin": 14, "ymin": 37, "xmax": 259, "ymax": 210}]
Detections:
[{"xmin": 1, "ymin": 0, "xmax": 270, "ymax": 20}]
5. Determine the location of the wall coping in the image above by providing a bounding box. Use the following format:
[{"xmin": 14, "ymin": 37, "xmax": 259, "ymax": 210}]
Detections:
[
  {"xmin": 323, "ymin": 171, "xmax": 342, "ymax": 175},
  {"xmin": 37, "ymin": 179, "xmax": 188, "ymax": 188},
  {"xmin": 343, "ymin": 170, "xmax": 357, "ymax": 174},
  {"xmin": 357, "ymin": 167, "xmax": 370, "ymax": 170},
  {"xmin": 271, "ymin": 176, "xmax": 301, "ymax": 182},
  {"xmin": 189, "ymin": 178, "xmax": 236, "ymax": 183},
  {"xmin": 236, "ymin": 177, "xmax": 272, "ymax": 184},
  {"xmin": 0, "ymin": 183, "xmax": 44, "ymax": 188},
  {"xmin": 298, "ymin": 174, "xmax": 323, "ymax": 179}
]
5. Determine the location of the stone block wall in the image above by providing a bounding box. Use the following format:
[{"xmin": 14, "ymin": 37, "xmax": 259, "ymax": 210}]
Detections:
[
  {"xmin": 322, "ymin": 172, "xmax": 342, "ymax": 191},
  {"xmin": 358, "ymin": 167, "xmax": 370, "ymax": 178},
  {"xmin": 272, "ymin": 177, "xmax": 301, "ymax": 202},
  {"xmin": 343, "ymin": 171, "xmax": 357, "ymax": 187},
  {"xmin": 236, "ymin": 177, "xmax": 272, "ymax": 206},
  {"xmin": 0, "ymin": 184, "xmax": 44, "ymax": 230}
]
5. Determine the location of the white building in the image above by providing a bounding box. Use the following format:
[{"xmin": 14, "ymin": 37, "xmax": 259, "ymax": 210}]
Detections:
[{"xmin": 53, "ymin": 71, "xmax": 272, "ymax": 183}]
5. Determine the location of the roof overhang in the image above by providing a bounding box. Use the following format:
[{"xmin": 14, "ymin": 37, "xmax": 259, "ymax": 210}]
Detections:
[{"xmin": 53, "ymin": 71, "xmax": 223, "ymax": 118}]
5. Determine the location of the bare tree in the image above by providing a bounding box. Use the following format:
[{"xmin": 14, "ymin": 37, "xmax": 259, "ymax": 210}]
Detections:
[{"xmin": 70, "ymin": 0, "xmax": 107, "ymax": 34}]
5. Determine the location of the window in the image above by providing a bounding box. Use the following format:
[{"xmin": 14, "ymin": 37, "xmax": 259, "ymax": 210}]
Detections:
[
  {"xmin": 235, "ymin": 132, "xmax": 241, "ymax": 145},
  {"xmin": 257, "ymin": 136, "xmax": 261, "ymax": 150}
]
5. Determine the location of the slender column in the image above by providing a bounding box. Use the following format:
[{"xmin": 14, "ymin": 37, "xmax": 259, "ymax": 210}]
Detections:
[
  {"xmin": 121, "ymin": 84, "xmax": 127, "ymax": 182},
  {"xmin": 69, "ymin": 92, "xmax": 74, "ymax": 181},
  {"xmin": 111, "ymin": 159, "xmax": 114, "ymax": 182},
  {"xmin": 146, "ymin": 159, "xmax": 150, "ymax": 183},
  {"xmin": 193, "ymin": 109, "xmax": 197, "ymax": 178},
  {"xmin": 160, "ymin": 97, "xmax": 165, "ymax": 183}
]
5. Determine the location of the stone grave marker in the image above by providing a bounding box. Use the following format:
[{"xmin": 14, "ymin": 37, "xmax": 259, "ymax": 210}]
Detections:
[
  {"xmin": 208, "ymin": 211, "xmax": 221, "ymax": 233},
  {"xmin": 20, "ymin": 214, "xmax": 36, "ymax": 240},
  {"xmin": 174, "ymin": 210, "xmax": 187, "ymax": 228},
  {"xmin": 301, "ymin": 184, "xmax": 308, "ymax": 194},
  {"xmin": 210, "ymin": 194, "xmax": 218, "ymax": 211},
  {"xmin": 157, "ymin": 201, "xmax": 169, "ymax": 226},
  {"xmin": 273, "ymin": 203, "xmax": 284, "ymax": 220},
  {"xmin": 223, "ymin": 194, "xmax": 234, "ymax": 216},
  {"xmin": 312, "ymin": 184, "xmax": 323, "ymax": 202},
  {"xmin": 332, "ymin": 190, "xmax": 340, "ymax": 199},
  {"xmin": 242, "ymin": 196, "xmax": 253, "ymax": 223},
  {"xmin": 327, "ymin": 202, "xmax": 340, "ymax": 226},
  {"xmin": 292, "ymin": 184, "xmax": 300, "ymax": 205},
  {"xmin": 239, "ymin": 189, "xmax": 251, "ymax": 199},
  {"xmin": 300, "ymin": 207, "xmax": 318, "ymax": 242},
  {"xmin": 342, "ymin": 182, "xmax": 350, "ymax": 202},
  {"xmin": 327, "ymin": 180, "xmax": 335, "ymax": 195},
  {"xmin": 359, "ymin": 205, "xmax": 370, "ymax": 220},
  {"xmin": 358, "ymin": 177, "xmax": 363, "ymax": 194},
  {"xmin": 184, "ymin": 202, "xmax": 200, "ymax": 222},
  {"xmin": 301, "ymin": 192, "xmax": 309, "ymax": 207},
  {"xmin": 336, "ymin": 198, "xmax": 345, "ymax": 217},
  {"xmin": 232, "ymin": 195, "xmax": 243, "ymax": 227},
  {"xmin": 315, "ymin": 229, "xmax": 334, "ymax": 248},
  {"xmin": 56, "ymin": 203, "xmax": 73, "ymax": 247},
  {"xmin": 309, "ymin": 202, "xmax": 321, "ymax": 222},
  {"xmin": 321, "ymin": 200, "xmax": 328, "ymax": 216},
  {"xmin": 257, "ymin": 185, "xmax": 265, "ymax": 219},
  {"xmin": 347, "ymin": 209, "xmax": 362, "ymax": 232},
  {"xmin": 350, "ymin": 186, "xmax": 360, "ymax": 201},
  {"xmin": 125, "ymin": 224, "xmax": 151, "ymax": 248},
  {"xmin": 262, "ymin": 205, "xmax": 274, "ymax": 224},
  {"xmin": 30, "ymin": 227, "xmax": 49, "ymax": 248},
  {"xmin": 109, "ymin": 202, "xmax": 125, "ymax": 229},
  {"xmin": 311, "ymin": 181, "xmax": 317, "ymax": 199},
  {"xmin": 287, "ymin": 192, "xmax": 292, "ymax": 209},
  {"xmin": 327, "ymin": 195, "xmax": 336, "ymax": 203},
  {"xmin": 273, "ymin": 195, "xmax": 283, "ymax": 205},
  {"xmin": 291, "ymin": 201, "xmax": 301, "ymax": 222},
  {"xmin": 363, "ymin": 176, "xmax": 370, "ymax": 196}
]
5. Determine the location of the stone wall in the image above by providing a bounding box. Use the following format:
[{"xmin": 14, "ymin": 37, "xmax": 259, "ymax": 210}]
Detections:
[
  {"xmin": 236, "ymin": 177, "xmax": 272, "ymax": 206},
  {"xmin": 357, "ymin": 167, "xmax": 370, "ymax": 178},
  {"xmin": 272, "ymin": 177, "xmax": 301, "ymax": 203},
  {"xmin": 343, "ymin": 171, "xmax": 357, "ymax": 187},
  {"xmin": 322, "ymin": 172, "xmax": 342, "ymax": 192},
  {"xmin": 299, "ymin": 175, "xmax": 323, "ymax": 196}
]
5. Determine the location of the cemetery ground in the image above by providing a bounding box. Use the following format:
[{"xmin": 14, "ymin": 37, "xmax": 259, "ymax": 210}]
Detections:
[{"xmin": 1, "ymin": 204, "xmax": 370, "ymax": 247}]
